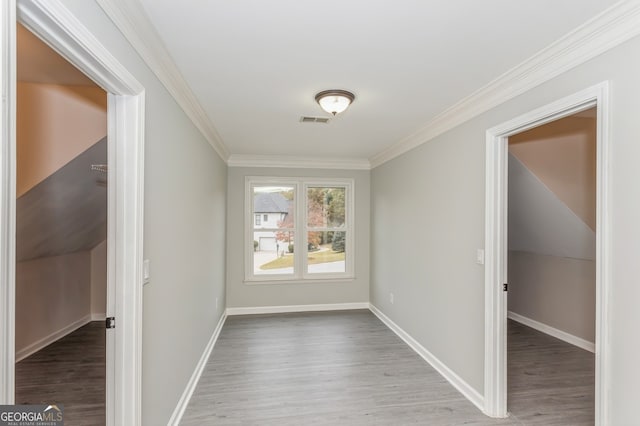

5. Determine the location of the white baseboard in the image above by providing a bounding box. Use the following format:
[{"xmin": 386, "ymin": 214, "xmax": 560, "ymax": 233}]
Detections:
[
  {"xmin": 91, "ymin": 313, "xmax": 106, "ymax": 321},
  {"xmin": 167, "ymin": 312, "xmax": 227, "ymax": 426},
  {"xmin": 368, "ymin": 304, "xmax": 485, "ymax": 412},
  {"xmin": 507, "ymin": 311, "xmax": 595, "ymax": 353},
  {"xmin": 16, "ymin": 314, "xmax": 93, "ymax": 362},
  {"xmin": 226, "ymin": 302, "xmax": 369, "ymax": 316}
]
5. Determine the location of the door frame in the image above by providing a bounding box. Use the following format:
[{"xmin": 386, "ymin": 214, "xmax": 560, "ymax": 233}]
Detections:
[
  {"xmin": 0, "ymin": 0, "xmax": 145, "ymax": 425},
  {"xmin": 483, "ymin": 82, "xmax": 610, "ymax": 424}
]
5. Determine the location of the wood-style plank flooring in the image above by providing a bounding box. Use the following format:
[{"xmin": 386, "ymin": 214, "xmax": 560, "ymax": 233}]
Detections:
[
  {"xmin": 14, "ymin": 313, "xmax": 593, "ymax": 425},
  {"xmin": 182, "ymin": 311, "xmax": 594, "ymax": 425},
  {"xmin": 15, "ymin": 321, "xmax": 105, "ymax": 426},
  {"xmin": 182, "ymin": 311, "xmax": 510, "ymax": 425},
  {"xmin": 508, "ymin": 319, "xmax": 594, "ymax": 425}
]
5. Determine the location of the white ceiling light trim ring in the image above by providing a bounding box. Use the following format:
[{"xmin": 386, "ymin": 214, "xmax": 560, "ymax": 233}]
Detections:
[{"xmin": 315, "ymin": 90, "xmax": 355, "ymax": 116}]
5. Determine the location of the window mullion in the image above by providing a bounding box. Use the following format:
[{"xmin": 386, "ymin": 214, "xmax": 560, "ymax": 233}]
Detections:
[
  {"xmin": 296, "ymin": 183, "xmax": 306, "ymax": 279},
  {"xmin": 304, "ymin": 220, "xmax": 313, "ymax": 280}
]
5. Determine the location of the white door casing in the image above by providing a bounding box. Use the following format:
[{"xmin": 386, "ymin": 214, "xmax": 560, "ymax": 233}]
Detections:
[
  {"xmin": 0, "ymin": 0, "xmax": 17, "ymax": 405},
  {"xmin": 484, "ymin": 82, "xmax": 610, "ymax": 424}
]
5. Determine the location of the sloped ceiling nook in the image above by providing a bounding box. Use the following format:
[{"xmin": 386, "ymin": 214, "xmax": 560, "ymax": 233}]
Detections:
[
  {"xmin": 17, "ymin": 23, "xmax": 96, "ymax": 86},
  {"xmin": 16, "ymin": 22, "xmax": 107, "ymax": 262},
  {"xmin": 16, "ymin": 138, "xmax": 107, "ymax": 262}
]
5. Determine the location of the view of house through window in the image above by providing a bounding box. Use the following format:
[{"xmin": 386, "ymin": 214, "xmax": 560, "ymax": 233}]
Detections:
[
  {"xmin": 252, "ymin": 185, "xmax": 295, "ymax": 276},
  {"xmin": 248, "ymin": 178, "xmax": 353, "ymax": 281}
]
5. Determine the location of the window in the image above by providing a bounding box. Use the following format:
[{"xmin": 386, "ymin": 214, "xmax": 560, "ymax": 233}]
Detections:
[{"xmin": 246, "ymin": 177, "xmax": 354, "ymax": 282}]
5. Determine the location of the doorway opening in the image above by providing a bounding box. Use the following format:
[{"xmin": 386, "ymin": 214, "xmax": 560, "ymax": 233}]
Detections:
[
  {"xmin": 484, "ymin": 83, "xmax": 610, "ymax": 425},
  {"xmin": 14, "ymin": 22, "xmax": 108, "ymax": 423},
  {"xmin": 1, "ymin": 1, "xmax": 145, "ymax": 425},
  {"xmin": 506, "ymin": 107, "xmax": 596, "ymax": 423}
]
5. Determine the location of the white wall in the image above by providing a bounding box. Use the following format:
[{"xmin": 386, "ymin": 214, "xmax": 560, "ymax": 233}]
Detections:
[
  {"xmin": 507, "ymin": 154, "xmax": 595, "ymax": 260},
  {"xmin": 371, "ymin": 129, "xmax": 487, "ymax": 393},
  {"xmin": 56, "ymin": 2, "xmax": 228, "ymax": 424},
  {"xmin": 508, "ymin": 251, "xmax": 595, "ymax": 343},
  {"xmin": 15, "ymin": 252, "xmax": 91, "ymax": 358},
  {"xmin": 508, "ymin": 143, "xmax": 595, "ymax": 345},
  {"xmin": 16, "ymin": 243, "xmax": 108, "ymax": 358},
  {"xmin": 227, "ymin": 167, "xmax": 369, "ymax": 308},
  {"xmin": 16, "ymin": 241, "xmax": 109, "ymax": 358},
  {"xmin": 370, "ymin": 35, "xmax": 640, "ymax": 423}
]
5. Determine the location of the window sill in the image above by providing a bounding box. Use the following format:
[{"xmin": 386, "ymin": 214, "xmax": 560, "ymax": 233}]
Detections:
[{"xmin": 243, "ymin": 276, "xmax": 356, "ymax": 286}]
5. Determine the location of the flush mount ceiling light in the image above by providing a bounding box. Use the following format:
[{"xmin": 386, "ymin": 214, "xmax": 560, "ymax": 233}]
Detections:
[{"xmin": 315, "ymin": 89, "xmax": 355, "ymax": 116}]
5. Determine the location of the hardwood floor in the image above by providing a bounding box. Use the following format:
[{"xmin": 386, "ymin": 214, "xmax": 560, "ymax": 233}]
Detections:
[
  {"xmin": 182, "ymin": 310, "xmax": 515, "ymax": 425},
  {"xmin": 15, "ymin": 321, "xmax": 106, "ymax": 426},
  {"xmin": 508, "ymin": 319, "xmax": 595, "ymax": 425},
  {"xmin": 182, "ymin": 311, "xmax": 595, "ymax": 426},
  {"xmin": 13, "ymin": 313, "xmax": 592, "ymax": 425}
]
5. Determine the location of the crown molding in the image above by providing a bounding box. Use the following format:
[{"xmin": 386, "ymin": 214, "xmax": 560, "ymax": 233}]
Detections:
[
  {"xmin": 95, "ymin": 0, "xmax": 229, "ymax": 161},
  {"xmin": 227, "ymin": 154, "xmax": 371, "ymax": 170},
  {"xmin": 369, "ymin": 0, "xmax": 640, "ymax": 168}
]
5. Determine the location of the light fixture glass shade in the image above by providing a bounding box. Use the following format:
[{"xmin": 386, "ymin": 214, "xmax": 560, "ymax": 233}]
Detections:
[{"xmin": 315, "ymin": 90, "xmax": 355, "ymax": 115}]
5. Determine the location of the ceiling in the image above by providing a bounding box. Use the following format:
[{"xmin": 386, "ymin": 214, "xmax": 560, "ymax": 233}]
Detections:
[
  {"xmin": 132, "ymin": 1, "xmax": 616, "ymax": 163},
  {"xmin": 17, "ymin": 23, "xmax": 97, "ymax": 86}
]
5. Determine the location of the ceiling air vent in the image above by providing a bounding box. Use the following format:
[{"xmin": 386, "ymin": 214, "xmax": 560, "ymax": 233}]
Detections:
[{"xmin": 300, "ymin": 116, "xmax": 330, "ymax": 124}]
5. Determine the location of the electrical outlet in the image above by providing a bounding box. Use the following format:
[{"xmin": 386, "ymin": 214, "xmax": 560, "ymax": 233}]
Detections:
[
  {"xmin": 390, "ymin": 293, "xmax": 394, "ymax": 304},
  {"xmin": 476, "ymin": 249, "xmax": 485, "ymax": 265},
  {"xmin": 215, "ymin": 297, "xmax": 219, "ymax": 311}
]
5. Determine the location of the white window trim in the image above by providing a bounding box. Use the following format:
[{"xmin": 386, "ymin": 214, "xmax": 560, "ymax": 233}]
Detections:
[{"xmin": 245, "ymin": 177, "xmax": 354, "ymax": 283}]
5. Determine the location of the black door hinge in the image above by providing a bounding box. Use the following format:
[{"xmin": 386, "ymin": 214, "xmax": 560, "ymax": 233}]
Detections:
[
  {"xmin": 106, "ymin": 317, "xmax": 116, "ymax": 329},
  {"xmin": 503, "ymin": 283, "xmax": 508, "ymax": 292}
]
